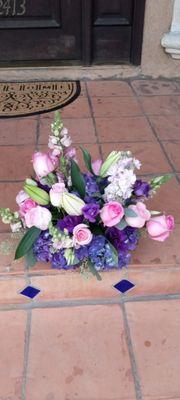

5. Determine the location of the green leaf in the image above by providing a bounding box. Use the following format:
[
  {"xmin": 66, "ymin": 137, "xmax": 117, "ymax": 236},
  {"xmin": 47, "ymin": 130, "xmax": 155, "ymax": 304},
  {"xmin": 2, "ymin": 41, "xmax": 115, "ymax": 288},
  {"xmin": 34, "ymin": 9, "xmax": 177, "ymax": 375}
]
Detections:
[
  {"xmin": 116, "ymin": 219, "xmax": 128, "ymax": 230},
  {"xmin": 70, "ymin": 159, "xmax": 86, "ymax": 198},
  {"xmin": 25, "ymin": 248, "xmax": 37, "ymax": 268},
  {"xmin": 150, "ymin": 174, "xmax": 172, "ymax": 190},
  {"xmin": 15, "ymin": 227, "xmax": 41, "ymax": 260},
  {"xmin": 125, "ymin": 208, "xmax": 137, "ymax": 218},
  {"xmin": 88, "ymin": 260, "xmax": 102, "ymax": 281},
  {"xmin": 80, "ymin": 147, "xmax": 94, "ymax": 175},
  {"xmin": 107, "ymin": 242, "xmax": 119, "ymax": 266}
]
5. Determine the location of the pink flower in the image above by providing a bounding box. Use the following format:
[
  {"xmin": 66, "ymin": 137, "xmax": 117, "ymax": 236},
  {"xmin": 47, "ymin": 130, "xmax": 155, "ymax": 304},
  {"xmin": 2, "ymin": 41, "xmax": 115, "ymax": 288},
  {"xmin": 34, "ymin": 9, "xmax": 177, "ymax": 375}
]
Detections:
[
  {"xmin": 25, "ymin": 206, "xmax": 52, "ymax": 231},
  {"xmin": 100, "ymin": 201, "xmax": 124, "ymax": 227},
  {"xmin": 16, "ymin": 190, "xmax": 29, "ymax": 206},
  {"xmin": 125, "ymin": 202, "xmax": 151, "ymax": 228},
  {"xmin": 65, "ymin": 147, "xmax": 77, "ymax": 159},
  {"xmin": 73, "ymin": 223, "xmax": 93, "ymax": 246},
  {"xmin": 32, "ymin": 152, "xmax": 58, "ymax": 178},
  {"xmin": 19, "ymin": 199, "xmax": 37, "ymax": 216},
  {"xmin": 92, "ymin": 159, "xmax": 103, "ymax": 175},
  {"xmin": 146, "ymin": 215, "xmax": 174, "ymax": 242}
]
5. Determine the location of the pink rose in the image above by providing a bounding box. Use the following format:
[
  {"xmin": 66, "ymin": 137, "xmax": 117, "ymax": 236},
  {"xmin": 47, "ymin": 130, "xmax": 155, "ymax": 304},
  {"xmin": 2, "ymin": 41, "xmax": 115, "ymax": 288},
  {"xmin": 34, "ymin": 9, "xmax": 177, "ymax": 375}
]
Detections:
[
  {"xmin": 100, "ymin": 201, "xmax": 124, "ymax": 227},
  {"xmin": 125, "ymin": 202, "xmax": 151, "ymax": 228},
  {"xmin": 16, "ymin": 190, "xmax": 29, "ymax": 206},
  {"xmin": 92, "ymin": 159, "xmax": 103, "ymax": 175},
  {"xmin": 73, "ymin": 224, "xmax": 93, "ymax": 246},
  {"xmin": 50, "ymin": 182, "xmax": 66, "ymax": 207},
  {"xmin": 146, "ymin": 215, "xmax": 174, "ymax": 242},
  {"xmin": 25, "ymin": 206, "xmax": 52, "ymax": 230},
  {"xmin": 32, "ymin": 152, "xmax": 58, "ymax": 178},
  {"xmin": 20, "ymin": 199, "xmax": 37, "ymax": 216}
]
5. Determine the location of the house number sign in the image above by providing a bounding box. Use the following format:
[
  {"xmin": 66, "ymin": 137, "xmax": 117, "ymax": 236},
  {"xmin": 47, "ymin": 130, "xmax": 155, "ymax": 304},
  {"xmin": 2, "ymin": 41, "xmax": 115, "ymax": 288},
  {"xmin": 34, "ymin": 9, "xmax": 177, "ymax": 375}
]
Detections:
[{"xmin": 0, "ymin": 0, "xmax": 26, "ymax": 16}]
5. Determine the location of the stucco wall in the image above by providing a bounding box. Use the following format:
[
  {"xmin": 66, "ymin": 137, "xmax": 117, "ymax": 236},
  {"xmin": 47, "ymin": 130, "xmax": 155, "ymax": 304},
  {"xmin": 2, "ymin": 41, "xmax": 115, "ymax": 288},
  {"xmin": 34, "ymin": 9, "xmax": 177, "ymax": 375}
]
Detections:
[{"xmin": 141, "ymin": 0, "xmax": 180, "ymax": 77}]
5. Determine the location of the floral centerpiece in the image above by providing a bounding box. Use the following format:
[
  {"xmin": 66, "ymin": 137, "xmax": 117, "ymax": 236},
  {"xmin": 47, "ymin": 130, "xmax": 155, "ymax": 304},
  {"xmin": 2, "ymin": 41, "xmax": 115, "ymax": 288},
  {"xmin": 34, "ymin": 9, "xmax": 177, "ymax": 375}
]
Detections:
[{"xmin": 0, "ymin": 112, "xmax": 174, "ymax": 280}]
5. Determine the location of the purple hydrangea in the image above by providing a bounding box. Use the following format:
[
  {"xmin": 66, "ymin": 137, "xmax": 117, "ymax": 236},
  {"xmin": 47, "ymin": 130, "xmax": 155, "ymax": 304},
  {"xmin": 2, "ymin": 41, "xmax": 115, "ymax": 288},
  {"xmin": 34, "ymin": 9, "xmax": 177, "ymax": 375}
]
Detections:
[
  {"xmin": 82, "ymin": 203, "xmax": 100, "ymax": 222},
  {"xmin": 57, "ymin": 215, "xmax": 83, "ymax": 234},
  {"xmin": 84, "ymin": 174, "xmax": 100, "ymax": 196},
  {"xmin": 106, "ymin": 226, "xmax": 139, "ymax": 252},
  {"xmin": 33, "ymin": 230, "xmax": 52, "ymax": 262},
  {"xmin": 88, "ymin": 235, "xmax": 117, "ymax": 270},
  {"xmin": 75, "ymin": 245, "xmax": 89, "ymax": 261},
  {"xmin": 133, "ymin": 180, "xmax": 150, "ymax": 197},
  {"xmin": 51, "ymin": 250, "xmax": 77, "ymax": 270}
]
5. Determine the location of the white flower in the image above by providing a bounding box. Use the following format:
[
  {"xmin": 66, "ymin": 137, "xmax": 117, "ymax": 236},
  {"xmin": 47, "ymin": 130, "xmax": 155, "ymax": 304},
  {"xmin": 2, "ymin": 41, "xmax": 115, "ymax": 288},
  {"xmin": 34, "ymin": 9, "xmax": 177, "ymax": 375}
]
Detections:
[
  {"xmin": 60, "ymin": 136, "xmax": 72, "ymax": 147},
  {"xmin": 10, "ymin": 221, "xmax": 22, "ymax": 233}
]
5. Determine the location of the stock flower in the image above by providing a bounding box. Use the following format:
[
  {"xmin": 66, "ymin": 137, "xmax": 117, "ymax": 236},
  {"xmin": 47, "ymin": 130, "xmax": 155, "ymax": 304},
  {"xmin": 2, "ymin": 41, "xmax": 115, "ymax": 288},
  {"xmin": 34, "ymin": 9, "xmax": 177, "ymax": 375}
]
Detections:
[
  {"xmin": 125, "ymin": 202, "xmax": 151, "ymax": 228},
  {"xmin": 82, "ymin": 203, "xmax": 100, "ymax": 222},
  {"xmin": 73, "ymin": 224, "xmax": 93, "ymax": 246},
  {"xmin": 25, "ymin": 206, "xmax": 52, "ymax": 230},
  {"xmin": 100, "ymin": 201, "xmax": 124, "ymax": 227},
  {"xmin": 49, "ymin": 182, "xmax": 66, "ymax": 207},
  {"xmin": 32, "ymin": 152, "xmax": 58, "ymax": 178},
  {"xmin": 146, "ymin": 215, "xmax": 174, "ymax": 242}
]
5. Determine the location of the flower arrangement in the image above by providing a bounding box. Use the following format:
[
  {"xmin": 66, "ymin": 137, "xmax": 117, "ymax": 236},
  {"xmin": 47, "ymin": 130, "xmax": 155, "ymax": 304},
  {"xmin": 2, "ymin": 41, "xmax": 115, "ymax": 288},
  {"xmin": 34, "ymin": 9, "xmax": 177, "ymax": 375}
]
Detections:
[{"xmin": 0, "ymin": 112, "xmax": 174, "ymax": 280}]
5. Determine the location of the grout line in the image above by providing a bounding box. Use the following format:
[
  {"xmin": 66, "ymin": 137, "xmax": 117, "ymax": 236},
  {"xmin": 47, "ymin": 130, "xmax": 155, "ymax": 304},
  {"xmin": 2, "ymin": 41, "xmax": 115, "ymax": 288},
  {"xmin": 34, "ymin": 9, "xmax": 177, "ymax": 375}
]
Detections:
[
  {"xmin": 129, "ymin": 80, "xmax": 178, "ymax": 175},
  {"xmin": 1, "ymin": 292, "xmax": 180, "ymax": 312},
  {"xmin": 85, "ymin": 81, "xmax": 104, "ymax": 160},
  {"xmin": 120, "ymin": 303, "xmax": 143, "ymax": 400},
  {"xmin": 21, "ymin": 309, "xmax": 32, "ymax": 400},
  {"xmin": 36, "ymin": 114, "xmax": 41, "ymax": 149}
]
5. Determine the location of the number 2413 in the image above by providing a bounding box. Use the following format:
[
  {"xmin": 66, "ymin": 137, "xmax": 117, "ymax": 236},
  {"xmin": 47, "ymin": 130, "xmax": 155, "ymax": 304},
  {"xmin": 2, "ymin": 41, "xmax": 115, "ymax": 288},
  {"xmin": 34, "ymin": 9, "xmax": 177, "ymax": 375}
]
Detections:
[{"xmin": 0, "ymin": 0, "xmax": 26, "ymax": 16}]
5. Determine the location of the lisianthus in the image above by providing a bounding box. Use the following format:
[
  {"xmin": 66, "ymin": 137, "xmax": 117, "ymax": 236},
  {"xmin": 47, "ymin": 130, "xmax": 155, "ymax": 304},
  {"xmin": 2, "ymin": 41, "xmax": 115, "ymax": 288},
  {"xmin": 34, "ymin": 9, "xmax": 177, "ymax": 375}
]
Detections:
[{"xmin": 0, "ymin": 111, "xmax": 174, "ymax": 280}]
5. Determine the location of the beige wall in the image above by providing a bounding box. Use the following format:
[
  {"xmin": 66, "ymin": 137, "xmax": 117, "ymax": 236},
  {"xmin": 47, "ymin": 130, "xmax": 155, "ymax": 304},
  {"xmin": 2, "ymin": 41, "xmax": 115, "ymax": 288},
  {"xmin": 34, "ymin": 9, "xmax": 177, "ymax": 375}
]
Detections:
[{"xmin": 141, "ymin": 0, "xmax": 180, "ymax": 77}]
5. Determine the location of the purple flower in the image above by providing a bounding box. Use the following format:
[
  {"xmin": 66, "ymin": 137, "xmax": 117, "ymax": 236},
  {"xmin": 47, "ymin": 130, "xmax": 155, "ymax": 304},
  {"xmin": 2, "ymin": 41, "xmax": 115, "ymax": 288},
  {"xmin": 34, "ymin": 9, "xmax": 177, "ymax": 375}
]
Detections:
[
  {"xmin": 57, "ymin": 215, "xmax": 83, "ymax": 234},
  {"xmin": 133, "ymin": 180, "xmax": 150, "ymax": 198},
  {"xmin": 84, "ymin": 174, "xmax": 100, "ymax": 196},
  {"xmin": 82, "ymin": 203, "xmax": 100, "ymax": 222},
  {"xmin": 106, "ymin": 226, "xmax": 139, "ymax": 252}
]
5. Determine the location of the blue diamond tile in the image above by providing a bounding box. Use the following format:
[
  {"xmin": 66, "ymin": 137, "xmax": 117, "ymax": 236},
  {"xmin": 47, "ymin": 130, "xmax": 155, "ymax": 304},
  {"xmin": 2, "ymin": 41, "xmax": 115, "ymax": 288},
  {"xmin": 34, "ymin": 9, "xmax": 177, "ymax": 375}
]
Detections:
[
  {"xmin": 20, "ymin": 285, "xmax": 41, "ymax": 299},
  {"xmin": 114, "ymin": 279, "xmax": 135, "ymax": 294}
]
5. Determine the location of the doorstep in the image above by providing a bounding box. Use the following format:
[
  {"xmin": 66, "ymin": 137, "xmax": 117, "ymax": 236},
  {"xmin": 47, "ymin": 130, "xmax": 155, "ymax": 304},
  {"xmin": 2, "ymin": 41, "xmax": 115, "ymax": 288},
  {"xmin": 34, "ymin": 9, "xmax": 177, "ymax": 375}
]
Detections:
[{"xmin": 0, "ymin": 65, "xmax": 141, "ymax": 81}]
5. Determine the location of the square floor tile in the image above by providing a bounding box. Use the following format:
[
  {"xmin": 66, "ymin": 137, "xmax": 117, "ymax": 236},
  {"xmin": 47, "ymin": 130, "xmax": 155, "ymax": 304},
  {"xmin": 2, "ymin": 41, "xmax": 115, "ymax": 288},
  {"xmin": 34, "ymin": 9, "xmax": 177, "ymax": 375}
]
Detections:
[
  {"xmin": 125, "ymin": 300, "xmax": 180, "ymax": 400},
  {"xmin": 26, "ymin": 305, "xmax": 136, "ymax": 400}
]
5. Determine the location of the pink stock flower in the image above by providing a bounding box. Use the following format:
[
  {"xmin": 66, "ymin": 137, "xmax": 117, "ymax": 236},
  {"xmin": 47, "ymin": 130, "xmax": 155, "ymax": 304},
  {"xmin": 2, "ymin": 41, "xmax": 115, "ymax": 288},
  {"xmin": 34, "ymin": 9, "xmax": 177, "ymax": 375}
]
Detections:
[
  {"xmin": 25, "ymin": 206, "xmax": 52, "ymax": 231},
  {"xmin": 92, "ymin": 159, "xmax": 103, "ymax": 175},
  {"xmin": 100, "ymin": 201, "xmax": 124, "ymax": 227},
  {"xmin": 146, "ymin": 215, "xmax": 174, "ymax": 242},
  {"xmin": 73, "ymin": 224, "xmax": 93, "ymax": 246},
  {"xmin": 125, "ymin": 202, "xmax": 151, "ymax": 228},
  {"xmin": 32, "ymin": 151, "xmax": 58, "ymax": 178},
  {"xmin": 65, "ymin": 147, "xmax": 77, "ymax": 159},
  {"xmin": 19, "ymin": 199, "xmax": 37, "ymax": 216},
  {"xmin": 16, "ymin": 190, "xmax": 29, "ymax": 206}
]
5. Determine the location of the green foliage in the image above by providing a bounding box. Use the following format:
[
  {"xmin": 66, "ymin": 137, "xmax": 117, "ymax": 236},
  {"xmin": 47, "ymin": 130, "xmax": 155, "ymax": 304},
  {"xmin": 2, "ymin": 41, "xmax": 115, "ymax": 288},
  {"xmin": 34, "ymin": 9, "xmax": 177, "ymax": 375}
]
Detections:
[
  {"xmin": 15, "ymin": 227, "xmax": 41, "ymax": 260},
  {"xmin": 70, "ymin": 159, "xmax": 86, "ymax": 198},
  {"xmin": 80, "ymin": 147, "xmax": 95, "ymax": 175},
  {"xmin": 150, "ymin": 174, "xmax": 172, "ymax": 190},
  {"xmin": 25, "ymin": 248, "xmax": 37, "ymax": 268},
  {"xmin": 124, "ymin": 208, "xmax": 137, "ymax": 218},
  {"xmin": 88, "ymin": 260, "xmax": 102, "ymax": 281},
  {"xmin": 24, "ymin": 185, "xmax": 50, "ymax": 205},
  {"xmin": 116, "ymin": 219, "xmax": 128, "ymax": 230}
]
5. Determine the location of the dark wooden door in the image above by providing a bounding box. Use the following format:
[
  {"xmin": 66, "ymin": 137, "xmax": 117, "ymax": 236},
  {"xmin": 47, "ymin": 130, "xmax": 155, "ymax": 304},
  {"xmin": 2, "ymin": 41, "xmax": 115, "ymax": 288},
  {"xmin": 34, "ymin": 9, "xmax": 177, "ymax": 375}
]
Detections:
[
  {"xmin": 0, "ymin": 0, "xmax": 145, "ymax": 66},
  {"xmin": 0, "ymin": 0, "xmax": 82, "ymax": 64}
]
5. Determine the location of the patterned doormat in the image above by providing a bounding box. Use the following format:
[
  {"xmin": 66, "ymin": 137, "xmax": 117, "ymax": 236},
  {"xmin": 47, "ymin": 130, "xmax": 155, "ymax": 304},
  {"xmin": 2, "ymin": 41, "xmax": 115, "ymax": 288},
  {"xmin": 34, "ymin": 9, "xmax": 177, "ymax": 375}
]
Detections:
[{"xmin": 0, "ymin": 81, "xmax": 80, "ymax": 118}]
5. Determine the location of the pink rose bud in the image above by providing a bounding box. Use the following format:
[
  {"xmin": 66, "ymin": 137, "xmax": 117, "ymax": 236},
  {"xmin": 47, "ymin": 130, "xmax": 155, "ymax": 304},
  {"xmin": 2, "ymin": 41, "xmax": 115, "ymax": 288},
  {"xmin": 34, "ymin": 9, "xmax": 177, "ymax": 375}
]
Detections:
[
  {"xmin": 16, "ymin": 190, "xmax": 29, "ymax": 206},
  {"xmin": 125, "ymin": 202, "xmax": 151, "ymax": 228},
  {"xmin": 25, "ymin": 206, "xmax": 52, "ymax": 231},
  {"xmin": 19, "ymin": 199, "xmax": 37, "ymax": 216},
  {"xmin": 73, "ymin": 223, "xmax": 93, "ymax": 246},
  {"xmin": 146, "ymin": 215, "xmax": 174, "ymax": 242},
  {"xmin": 100, "ymin": 201, "xmax": 124, "ymax": 227},
  {"xmin": 32, "ymin": 152, "xmax": 58, "ymax": 178},
  {"xmin": 92, "ymin": 159, "xmax": 103, "ymax": 175}
]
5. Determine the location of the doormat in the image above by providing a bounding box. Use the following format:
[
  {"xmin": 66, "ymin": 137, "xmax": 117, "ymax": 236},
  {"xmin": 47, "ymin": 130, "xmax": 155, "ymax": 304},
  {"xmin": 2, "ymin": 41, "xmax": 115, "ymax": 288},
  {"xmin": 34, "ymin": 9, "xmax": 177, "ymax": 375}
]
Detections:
[{"xmin": 0, "ymin": 81, "xmax": 80, "ymax": 118}]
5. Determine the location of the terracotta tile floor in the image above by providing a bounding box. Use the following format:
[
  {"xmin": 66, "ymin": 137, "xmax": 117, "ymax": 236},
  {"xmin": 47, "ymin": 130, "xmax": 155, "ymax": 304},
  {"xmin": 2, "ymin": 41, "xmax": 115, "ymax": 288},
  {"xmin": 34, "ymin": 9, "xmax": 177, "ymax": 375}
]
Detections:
[{"xmin": 0, "ymin": 79, "xmax": 180, "ymax": 400}]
